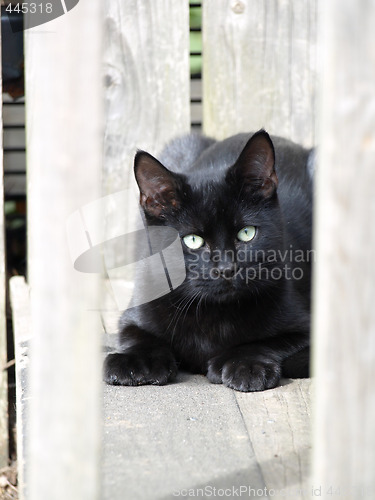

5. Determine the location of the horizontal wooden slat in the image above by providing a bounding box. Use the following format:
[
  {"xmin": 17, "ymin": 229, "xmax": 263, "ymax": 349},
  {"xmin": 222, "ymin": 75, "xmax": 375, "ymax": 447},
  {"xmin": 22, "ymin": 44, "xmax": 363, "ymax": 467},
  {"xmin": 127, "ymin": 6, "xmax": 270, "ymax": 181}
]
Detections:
[
  {"xmin": 2, "ymin": 95, "xmax": 25, "ymax": 104},
  {"xmin": 190, "ymin": 79, "xmax": 202, "ymax": 101},
  {"xmin": 4, "ymin": 174, "xmax": 26, "ymax": 196},
  {"xmin": 2, "ymin": 103, "xmax": 25, "ymax": 125},
  {"xmin": 3, "ymin": 129, "xmax": 25, "ymax": 148},
  {"xmin": 191, "ymin": 101, "xmax": 202, "ymax": 124},
  {"xmin": 3, "ymin": 151, "xmax": 25, "ymax": 172}
]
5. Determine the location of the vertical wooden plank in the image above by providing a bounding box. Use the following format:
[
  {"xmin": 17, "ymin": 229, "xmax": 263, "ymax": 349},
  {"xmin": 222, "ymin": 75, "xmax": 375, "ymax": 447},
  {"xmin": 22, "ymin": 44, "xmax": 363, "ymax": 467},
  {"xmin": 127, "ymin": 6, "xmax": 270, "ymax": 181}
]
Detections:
[
  {"xmin": 0, "ymin": 21, "xmax": 10, "ymax": 468},
  {"xmin": 9, "ymin": 276, "xmax": 30, "ymax": 497},
  {"xmin": 103, "ymin": 0, "xmax": 190, "ymax": 271},
  {"xmin": 104, "ymin": 0, "xmax": 190, "ymax": 189},
  {"xmin": 203, "ymin": 0, "xmax": 317, "ymax": 147},
  {"xmin": 25, "ymin": 0, "xmax": 103, "ymax": 499},
  {"xmin": 313, "ymin": 0, "xmax": 375, "ymax": 497}
]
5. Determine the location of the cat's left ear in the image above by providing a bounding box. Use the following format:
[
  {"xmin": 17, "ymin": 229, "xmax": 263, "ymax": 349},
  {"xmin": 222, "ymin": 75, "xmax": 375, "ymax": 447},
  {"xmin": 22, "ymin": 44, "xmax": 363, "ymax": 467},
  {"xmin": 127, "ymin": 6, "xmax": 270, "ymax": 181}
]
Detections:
[
  {"xmin": 229, "ymin": 130, "xmax": 278, "ymax": 198},
  {"xmin": 134, "ymin": 151, "xmax": 183, "ymax": 218}
]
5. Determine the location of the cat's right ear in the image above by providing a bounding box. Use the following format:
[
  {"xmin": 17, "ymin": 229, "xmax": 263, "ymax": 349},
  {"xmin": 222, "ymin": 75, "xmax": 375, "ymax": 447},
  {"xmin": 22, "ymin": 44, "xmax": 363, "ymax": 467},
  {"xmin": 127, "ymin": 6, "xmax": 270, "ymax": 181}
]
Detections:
[{"xmin": 134, "ymin": 151, "xmax": 183, "ymax": 218}]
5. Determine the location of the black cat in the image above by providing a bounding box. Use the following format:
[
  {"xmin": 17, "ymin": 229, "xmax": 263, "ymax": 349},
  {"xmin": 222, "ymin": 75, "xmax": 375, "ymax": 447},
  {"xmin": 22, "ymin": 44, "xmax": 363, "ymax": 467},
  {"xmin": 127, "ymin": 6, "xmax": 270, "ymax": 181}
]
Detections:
[{"xmin": 104, "ymin": 130, "xmax": 313, "ymax": 392}]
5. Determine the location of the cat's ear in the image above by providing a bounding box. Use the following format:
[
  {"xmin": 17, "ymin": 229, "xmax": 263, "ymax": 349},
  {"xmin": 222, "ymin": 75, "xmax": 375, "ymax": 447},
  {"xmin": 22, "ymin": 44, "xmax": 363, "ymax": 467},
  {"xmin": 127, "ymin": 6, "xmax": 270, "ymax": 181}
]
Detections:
[
  {"xmin": 134, "ymin": 151, "xmax": 183, "ymax": 217},
  {"xmin": 229, "ymin": 130, "xmax": 278, "ymax": 198}
]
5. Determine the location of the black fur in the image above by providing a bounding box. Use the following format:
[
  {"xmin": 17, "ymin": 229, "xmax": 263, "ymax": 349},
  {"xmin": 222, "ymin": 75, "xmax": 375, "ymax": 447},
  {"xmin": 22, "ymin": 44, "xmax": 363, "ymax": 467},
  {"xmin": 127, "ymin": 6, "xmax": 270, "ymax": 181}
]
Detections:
[{"xmin": 104, "ymin": 130, "xmax": 313, "ymax": 392}]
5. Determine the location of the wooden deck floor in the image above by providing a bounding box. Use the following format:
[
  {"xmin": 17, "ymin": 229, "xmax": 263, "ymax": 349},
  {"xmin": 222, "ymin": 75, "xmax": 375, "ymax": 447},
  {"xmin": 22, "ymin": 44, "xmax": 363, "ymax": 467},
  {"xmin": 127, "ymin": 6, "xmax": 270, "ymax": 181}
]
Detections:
[
  {"xmin": 11, "ymin": 276, "xmax": 313, "ymax": 500},
  {"xmin": 103, "ymin": 374, "xmax": 312, "ymax": 499}
]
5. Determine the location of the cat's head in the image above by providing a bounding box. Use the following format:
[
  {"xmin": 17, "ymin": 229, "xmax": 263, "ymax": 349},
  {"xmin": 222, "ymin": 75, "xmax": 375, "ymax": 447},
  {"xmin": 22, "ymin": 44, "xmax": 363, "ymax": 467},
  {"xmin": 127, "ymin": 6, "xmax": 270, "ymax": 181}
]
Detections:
[{"xmin": 134, "ymin": 130, "xmax": 285, "ymax": 302}]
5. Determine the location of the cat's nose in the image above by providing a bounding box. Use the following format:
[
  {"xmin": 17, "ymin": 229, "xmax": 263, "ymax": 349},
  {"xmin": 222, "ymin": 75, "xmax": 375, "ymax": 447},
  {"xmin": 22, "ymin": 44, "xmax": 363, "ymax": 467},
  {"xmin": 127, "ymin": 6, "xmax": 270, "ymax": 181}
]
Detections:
[{"xmin": 212, "ymin": 263, "xmax": 237, "ymax": 279}]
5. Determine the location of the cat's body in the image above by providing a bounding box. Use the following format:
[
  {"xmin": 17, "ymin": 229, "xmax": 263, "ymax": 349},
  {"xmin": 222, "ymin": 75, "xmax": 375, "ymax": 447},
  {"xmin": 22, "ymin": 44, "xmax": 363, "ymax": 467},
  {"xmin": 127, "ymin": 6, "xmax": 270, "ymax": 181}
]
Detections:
[{"xmin": 104, "ymin": 131, "xmax": 313, "ymax": 392}]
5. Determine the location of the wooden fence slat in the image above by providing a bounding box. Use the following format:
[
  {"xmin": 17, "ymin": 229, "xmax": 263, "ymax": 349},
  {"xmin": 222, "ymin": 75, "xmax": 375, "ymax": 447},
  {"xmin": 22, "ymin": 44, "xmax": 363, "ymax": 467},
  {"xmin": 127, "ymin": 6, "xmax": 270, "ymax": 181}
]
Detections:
[
  {"xmin": 25, "ymin": 2, "xmax": 103, "ymax": 499},
  {"xmin": 312, "ymin": 1, "xmax": 375, "ymax": 497},
  {"xmin": 9, "ymin": 276, "xmax": 30, "ymax": 497},
  {"xmin": 203, "ymin": 0, "xmax": 317, "ymax": 147},
  {"xmin": 0, "ymin": 21, "xmax": 9, "ymax": 468},
  {"xmin": 103, "ymin": 0, "xmax": 190, "ymax": 272},
  {"xmin": 104, "ymin": 0, "xmax": 190, "ymax": 189}
]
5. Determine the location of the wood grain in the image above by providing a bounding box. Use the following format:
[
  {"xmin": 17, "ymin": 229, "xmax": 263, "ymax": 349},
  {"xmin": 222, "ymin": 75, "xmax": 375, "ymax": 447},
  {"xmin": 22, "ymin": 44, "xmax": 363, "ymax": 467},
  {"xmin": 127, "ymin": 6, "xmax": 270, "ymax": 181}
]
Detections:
[
  {"xmin": 0, "ymin": 19, "xmax": 9, "ymax": 468},
  {"xmin": 103, "ymin": 374, "xmax": 267, "ymax": 499},
  {"xmin": 103, "ymin": 0, "xmax": 190, "ymax": 273},
  {"xmin": 236, "ymin": 379, "xmax": 312, "ymax": 497},
  {"xmin": 104, "ymin": 0, "xmax": 190, "ymax": 188},
  {"xmin": 11, "ymin": 279, "xmax": 313, "ymax": 499},
  {"xmin": 312, "ymin": 1, "xmax": 375, "ymax": 497},
  {"xmin": 203, "ymin": 0, "xmax": 317, "ymax": 147},
  {"xmin": 9, "ymin": 276, "xmax": 30, "ymax": 498},
  {"xmin": 24, "ymin": 2, "xmax": 104, "ymax": 499}
]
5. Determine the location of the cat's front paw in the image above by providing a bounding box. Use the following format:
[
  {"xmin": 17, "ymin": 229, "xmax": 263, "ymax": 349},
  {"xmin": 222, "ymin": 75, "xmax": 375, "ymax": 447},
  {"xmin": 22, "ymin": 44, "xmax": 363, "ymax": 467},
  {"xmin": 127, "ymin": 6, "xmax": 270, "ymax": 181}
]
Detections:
[
  {"xmin": 207, "ymin": 353, "xmax": 281, "ymax": 392},
  {"xmin": 103, "ymin": 350, "xmax": 177, "ymax": 386}
]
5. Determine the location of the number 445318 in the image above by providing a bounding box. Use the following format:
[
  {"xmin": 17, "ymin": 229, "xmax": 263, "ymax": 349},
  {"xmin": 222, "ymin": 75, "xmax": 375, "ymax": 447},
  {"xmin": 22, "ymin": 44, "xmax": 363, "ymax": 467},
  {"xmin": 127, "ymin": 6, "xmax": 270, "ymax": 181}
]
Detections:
[{"xmin": 5, "ymin": 3, "xmax": 53, "ymax": 14}]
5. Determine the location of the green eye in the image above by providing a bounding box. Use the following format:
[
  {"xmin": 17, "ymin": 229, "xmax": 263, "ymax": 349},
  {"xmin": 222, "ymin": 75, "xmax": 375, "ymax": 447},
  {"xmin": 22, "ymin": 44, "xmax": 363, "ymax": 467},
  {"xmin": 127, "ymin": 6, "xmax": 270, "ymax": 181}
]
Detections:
[
  {"xmin": 237, "ymin": 226, "xmax": 256, "ymax": 242},
  {"xmin": 183, "ymin": 234, "xmax": 205, "ymax": 249}
]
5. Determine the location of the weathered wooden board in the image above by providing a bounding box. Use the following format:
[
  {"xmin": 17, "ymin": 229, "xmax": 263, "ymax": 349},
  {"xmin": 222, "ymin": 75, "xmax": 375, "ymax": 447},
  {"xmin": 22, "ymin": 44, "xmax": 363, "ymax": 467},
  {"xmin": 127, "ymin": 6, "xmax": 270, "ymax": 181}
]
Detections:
[
  {"xmin": 312, "ymin": 1, "xmax": 375, "ymax": 497},
  {"xmin": 11, "ymin": 278, "xmax": 312, "ymax": 500},
  {"xmin": 100, "ymin": 279, "xmax": 132, "ymax": 335},
  {"xmin": 236, "ymin": 379, "xmax": 312, "ymax": 498},
  {"xmin": 2, "ymin": 100, "xmax": 25, "ymax": 125},
  {"xmin": 102, "ymin": 374, "xmax": 267, "ymax": 500},
  {"xmin": 9, "ymin": 276, "xmax": 30, "ymax": 498},
  {"xmin": 104, "ymin": 0, "xmax": 190, "ymax": 191},
  {"xmin": 2, "ymin": 98, "xmax": 26, "ymax": 193},
  {"xmin": 3, "ymin": 128, "xmax": 25, "ymax": 149},
  {"xmin": 103, "ymin": 0, "xmax": 190, "ymax": 274},
  {"xmin": 102, "ymin": 375, "xmax": 312, "ymax": 500},
  {"xmin": 203, "ymin": 0, "xmax": 317, "ymax": 147},
  {"xmin": 24, "ymin": 1, "xmax": 104, "ymax": 498},
  {"xmin": 0, "ymin": 20, "xmax": 9, "ymax": 468}
]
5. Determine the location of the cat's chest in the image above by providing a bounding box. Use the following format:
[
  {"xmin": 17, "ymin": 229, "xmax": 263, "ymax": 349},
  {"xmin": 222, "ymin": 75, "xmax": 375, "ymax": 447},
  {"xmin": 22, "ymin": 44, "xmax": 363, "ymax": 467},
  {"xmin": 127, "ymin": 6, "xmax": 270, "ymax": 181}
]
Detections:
[
  {"xmin": 163, "ymin": 304, "xmax": 263, "ymax": 372},
  {"xmin": 166, "ymin": 300, "xmax": 267, "ymax": 348}
]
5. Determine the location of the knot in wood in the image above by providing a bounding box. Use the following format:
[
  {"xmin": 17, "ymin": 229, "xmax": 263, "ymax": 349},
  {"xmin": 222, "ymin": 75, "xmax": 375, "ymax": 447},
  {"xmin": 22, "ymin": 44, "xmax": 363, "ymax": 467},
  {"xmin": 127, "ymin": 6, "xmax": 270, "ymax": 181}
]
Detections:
[{"xmin": 231, "ymin": 1, "xmax": 245, "ymax": 14}]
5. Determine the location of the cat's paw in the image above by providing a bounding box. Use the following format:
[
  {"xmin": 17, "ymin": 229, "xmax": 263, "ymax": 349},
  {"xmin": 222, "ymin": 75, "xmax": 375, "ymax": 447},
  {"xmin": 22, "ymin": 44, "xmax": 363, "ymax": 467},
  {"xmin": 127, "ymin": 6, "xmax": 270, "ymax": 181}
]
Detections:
[
  {"xmin": 103, "ymin": 350, "xmax": 177, "ymax": 386},
  {"xmin": 207, "ymin": 354, "xmax": 281, "ymax": 392}
]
